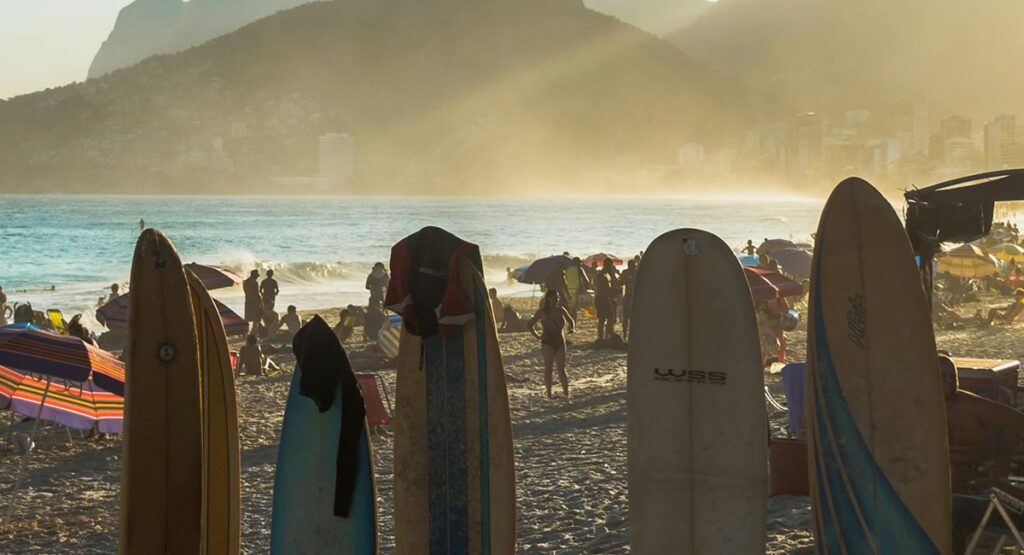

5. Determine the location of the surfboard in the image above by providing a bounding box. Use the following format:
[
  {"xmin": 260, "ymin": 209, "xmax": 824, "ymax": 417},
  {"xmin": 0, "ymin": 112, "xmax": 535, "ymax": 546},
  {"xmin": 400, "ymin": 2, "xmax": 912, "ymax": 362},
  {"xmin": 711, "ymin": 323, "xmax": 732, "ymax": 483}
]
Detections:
[
  {"xmin": 808, "ymin": 177, "xmax": 951, "ymax": 553},
  {"xmin": 270, "ymin": 316, "xmax": 378, "ymax": 554},
  {"xmin": 627, "ymin": 228, "xmax": 767, "ymax": 554},
  {"xmin": 120, "ymin": 229, "xmax": 203, "ymax": 554},
  {"xmin": 186, "ymin": 271, "xmax": 241, "ymax": 555},
  {"xmin": 389, "ymin": 228, "xmax": 515, "ymax": 555}
]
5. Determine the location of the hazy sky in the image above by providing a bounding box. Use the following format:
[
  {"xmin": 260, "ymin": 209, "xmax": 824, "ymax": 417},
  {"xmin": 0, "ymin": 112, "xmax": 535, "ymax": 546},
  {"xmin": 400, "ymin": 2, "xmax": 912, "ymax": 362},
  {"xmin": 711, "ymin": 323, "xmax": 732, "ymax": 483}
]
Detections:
[{"xmin": 0, "ymin": 1, "xmax": 126, "ymax": 99}]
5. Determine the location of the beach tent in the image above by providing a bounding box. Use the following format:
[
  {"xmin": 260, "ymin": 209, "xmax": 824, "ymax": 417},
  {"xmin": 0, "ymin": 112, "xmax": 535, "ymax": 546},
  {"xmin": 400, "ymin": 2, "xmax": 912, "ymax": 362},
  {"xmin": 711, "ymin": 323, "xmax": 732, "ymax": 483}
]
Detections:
[
  {"xmin": 904, "ymin": 168, "xmax": 1024, "ymax": 305},
  {"xmin": 935, "ymin": 244, "xmax": 999, "ymax": 278}
]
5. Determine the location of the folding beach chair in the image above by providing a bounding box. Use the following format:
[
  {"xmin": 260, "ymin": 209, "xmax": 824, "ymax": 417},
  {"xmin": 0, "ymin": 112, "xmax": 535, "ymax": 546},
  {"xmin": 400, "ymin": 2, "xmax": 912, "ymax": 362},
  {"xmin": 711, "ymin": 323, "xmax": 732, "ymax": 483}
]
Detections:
[
  {"xmin": 46, "ymin": 309, "xmax": 67, "ymax": 334},
  {"xmin": 965, "ymin": 487, "xmax": 1024, "ymax": 553},
  {"xmin": 356, "ymin": 373, "xmax": 392, "ymax": 435}
]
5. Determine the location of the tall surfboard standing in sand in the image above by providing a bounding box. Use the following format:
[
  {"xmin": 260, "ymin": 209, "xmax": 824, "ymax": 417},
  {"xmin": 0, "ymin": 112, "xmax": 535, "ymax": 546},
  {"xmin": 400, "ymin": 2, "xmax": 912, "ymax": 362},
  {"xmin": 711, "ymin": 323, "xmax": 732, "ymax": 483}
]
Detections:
[
  {"xmin": 186, "ymin": 271, "xmax": 241, "ymax": 555},
  {"xmin": 270, "ymin": 316, "xmax": 378, "ymax": 554},
  {"xmin": 627, "ymin": 228, "xmax": 767, "ymax": 554},
  {"xmin": 387, "ymin": 226, "xmax": 516, "ymax": 555},
  {"xmin": 120, "ymin": 229, "xmax": 203, "ymax": 554},
  {"xmin": 808, "ymin": 178, "xmax": 951, "ymax": 553}
]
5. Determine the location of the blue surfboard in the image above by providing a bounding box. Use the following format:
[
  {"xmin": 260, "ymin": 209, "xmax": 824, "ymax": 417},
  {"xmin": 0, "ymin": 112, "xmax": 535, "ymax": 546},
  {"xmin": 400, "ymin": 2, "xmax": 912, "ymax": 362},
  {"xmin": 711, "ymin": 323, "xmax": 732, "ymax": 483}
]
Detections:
[{"xmin": 271, "ymin": 317, "xmax": 377, "ymax": 554}]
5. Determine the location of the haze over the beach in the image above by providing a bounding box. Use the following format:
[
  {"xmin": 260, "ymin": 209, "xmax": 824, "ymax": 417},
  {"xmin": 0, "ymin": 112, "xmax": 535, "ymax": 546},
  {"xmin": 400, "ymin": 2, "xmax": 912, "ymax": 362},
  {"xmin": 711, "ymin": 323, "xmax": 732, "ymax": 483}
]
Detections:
[{"xmin": 1, "ymin": 0, "xmax": 1023, "ymax": 196}]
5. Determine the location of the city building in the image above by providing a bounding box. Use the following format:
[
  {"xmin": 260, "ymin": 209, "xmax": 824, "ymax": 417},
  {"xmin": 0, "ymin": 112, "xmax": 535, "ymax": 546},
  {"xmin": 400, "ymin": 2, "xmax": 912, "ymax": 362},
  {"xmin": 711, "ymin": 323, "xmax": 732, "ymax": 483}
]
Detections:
[
  {"xmin": 794, "ymin": 112, "xmax": 824, "ymax": 174},
  {"xmin": 984, "ymin": 115, "xmax": 1018, "ymax": 169}
]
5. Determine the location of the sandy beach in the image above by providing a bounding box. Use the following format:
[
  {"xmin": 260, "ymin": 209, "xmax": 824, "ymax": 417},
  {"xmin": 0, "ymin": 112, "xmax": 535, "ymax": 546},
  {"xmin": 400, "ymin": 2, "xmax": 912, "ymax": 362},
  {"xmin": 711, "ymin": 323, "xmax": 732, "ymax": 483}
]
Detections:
[{"xmin": 1, "ymin": 294, "xmax": 1021, "ymax": 553}]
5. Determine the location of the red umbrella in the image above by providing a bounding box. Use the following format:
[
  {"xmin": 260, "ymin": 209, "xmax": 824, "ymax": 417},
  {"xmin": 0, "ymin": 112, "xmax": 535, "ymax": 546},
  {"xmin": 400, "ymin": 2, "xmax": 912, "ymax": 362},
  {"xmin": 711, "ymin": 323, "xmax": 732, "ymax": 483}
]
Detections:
[
  {"xmin": 183, "ymin": 263, "xmax": 242, "ymax": 290},
  {"xmin": 743, "ymin": 267, "xmax": 804, "ymax": 303},
  {"xmin": 583, "ymin": 253, "xmax": 623, "ymax": 267}
]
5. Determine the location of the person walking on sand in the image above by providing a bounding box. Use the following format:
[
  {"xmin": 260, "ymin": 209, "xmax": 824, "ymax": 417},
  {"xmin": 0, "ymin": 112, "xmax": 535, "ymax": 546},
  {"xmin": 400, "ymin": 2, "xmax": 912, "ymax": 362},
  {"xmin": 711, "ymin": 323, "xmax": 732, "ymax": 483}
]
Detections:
[
  {"xmin": 593, "ymin": 258, "xmax": 618, "ymax": 340},
  {"xmin": 366, "ymin": 262, "xmax": 389, "ymax": 305},
  {"xmin": 528, "ymin": 289, "xmax": 575, "ymax": 398},
  {"xmin": 260, "ymin": 269, "xmax": 280, "ymax": 311},
  {"xmin": 243, "ymin": 270, "xmax": 263, "ymax": 334},
  {"xmin": 619, "ymin": 258, "xmax": 638, "ymax": 340}
]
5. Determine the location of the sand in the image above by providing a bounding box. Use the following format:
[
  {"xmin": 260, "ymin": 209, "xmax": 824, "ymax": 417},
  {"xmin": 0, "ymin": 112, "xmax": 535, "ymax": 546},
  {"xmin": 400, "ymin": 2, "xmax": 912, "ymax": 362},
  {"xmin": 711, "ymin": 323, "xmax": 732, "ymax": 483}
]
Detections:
[{"xmin": 1, "ymin": 294, "xmax": 1022, "ymax": 553}]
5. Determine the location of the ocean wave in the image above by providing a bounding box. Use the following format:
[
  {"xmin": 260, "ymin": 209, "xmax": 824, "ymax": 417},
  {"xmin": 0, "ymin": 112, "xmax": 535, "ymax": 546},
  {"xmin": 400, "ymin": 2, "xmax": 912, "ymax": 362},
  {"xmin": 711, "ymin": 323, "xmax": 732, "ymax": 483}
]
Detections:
[{"xmin": 216, "ymin": 260, "xmax": 356, "ymax": 285}]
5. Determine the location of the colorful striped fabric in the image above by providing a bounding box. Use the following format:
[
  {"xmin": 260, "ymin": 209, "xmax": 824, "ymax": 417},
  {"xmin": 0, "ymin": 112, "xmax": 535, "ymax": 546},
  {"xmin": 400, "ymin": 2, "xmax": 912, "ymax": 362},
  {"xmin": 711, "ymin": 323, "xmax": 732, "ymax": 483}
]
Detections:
[
  {"xmin": 184, "ymin": 263, "xmax": 243, "ymax": 290},
  {"xmin": 0, "ymin": 325, "xmax": 124, "ymax": 396},
  {"xmin": 97, "ymin": 293, "xmax": 247, "ymax": 337},
  {"xmin": 0, "ymin": 365, "xmax": 123, "ymax": 433}
]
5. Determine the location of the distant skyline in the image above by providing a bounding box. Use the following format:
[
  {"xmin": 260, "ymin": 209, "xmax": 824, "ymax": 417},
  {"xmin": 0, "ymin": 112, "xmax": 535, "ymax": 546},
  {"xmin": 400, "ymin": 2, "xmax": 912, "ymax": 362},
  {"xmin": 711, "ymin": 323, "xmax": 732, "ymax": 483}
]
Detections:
[{"xmin": 1, "ymin": 1, "xmax": 126, "ymax": 99}]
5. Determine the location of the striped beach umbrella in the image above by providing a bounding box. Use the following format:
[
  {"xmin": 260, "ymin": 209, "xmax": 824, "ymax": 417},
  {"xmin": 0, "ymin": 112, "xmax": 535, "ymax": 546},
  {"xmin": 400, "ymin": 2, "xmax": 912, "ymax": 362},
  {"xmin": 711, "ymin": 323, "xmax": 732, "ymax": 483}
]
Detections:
[
  {"xmin": 184, "ymin": 263, "xmax": 243, "ymax": 290},
  {"xmin": 936, "ymin": 244, "xmax": 999, "ymax": 278},
  {"xmin": 0, "ymin": 365, "xmax": 123, "ymax": 433},
  {"xmin": 0, "ymin": 325, "xmax": 124, "ymax": 396},
  {"xmin": 990, "ymin": 243, "xmax": 1024, "ymax": 263},
  {"xmin": 96, "ymin": 293, "xmax": 247, "ymax": 337}
]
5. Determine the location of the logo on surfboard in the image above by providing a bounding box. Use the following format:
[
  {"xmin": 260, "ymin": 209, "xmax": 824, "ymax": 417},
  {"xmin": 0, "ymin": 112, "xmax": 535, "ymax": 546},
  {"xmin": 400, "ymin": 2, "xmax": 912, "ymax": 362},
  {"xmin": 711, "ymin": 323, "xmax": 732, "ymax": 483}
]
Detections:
[
  {"xmin": 653, "ymin": 368, "xmax": 727, "ymax": 385},
  {"xmin": 847, "ymin": 293, "xmax": 867, "ymax": 350}
]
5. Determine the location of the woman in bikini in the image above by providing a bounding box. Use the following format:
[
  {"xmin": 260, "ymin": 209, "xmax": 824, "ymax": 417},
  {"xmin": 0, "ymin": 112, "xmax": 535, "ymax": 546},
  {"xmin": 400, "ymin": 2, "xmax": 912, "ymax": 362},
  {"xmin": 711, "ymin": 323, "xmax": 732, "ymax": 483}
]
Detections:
[{"xmin": 529, "ymin": 289, "xmax": 576, "ymax": 398}]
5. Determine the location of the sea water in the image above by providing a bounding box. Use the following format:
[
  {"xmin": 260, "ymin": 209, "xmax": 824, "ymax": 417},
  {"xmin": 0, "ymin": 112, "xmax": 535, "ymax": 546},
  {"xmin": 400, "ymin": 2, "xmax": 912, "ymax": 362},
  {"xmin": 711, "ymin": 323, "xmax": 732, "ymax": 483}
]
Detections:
[{"xmin": 0, "ymin": 195, "xmax": 826, "ymax": 327}]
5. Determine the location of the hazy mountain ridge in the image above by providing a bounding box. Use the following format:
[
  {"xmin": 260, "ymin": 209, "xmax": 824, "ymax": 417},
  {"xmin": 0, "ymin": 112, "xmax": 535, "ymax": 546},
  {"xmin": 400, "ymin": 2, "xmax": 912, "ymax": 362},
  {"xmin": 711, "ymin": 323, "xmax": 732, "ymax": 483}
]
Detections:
[
  {"xmin": 1, "ymin": 0, "xmax": 755, "ymax": 194},
  {"xmin": 670, "ymin": 0, "xmax": 1024, "ymax": 117},
  {"xmin": 88, "ymin": 0, "xmax": 320, "ymax": 79}
]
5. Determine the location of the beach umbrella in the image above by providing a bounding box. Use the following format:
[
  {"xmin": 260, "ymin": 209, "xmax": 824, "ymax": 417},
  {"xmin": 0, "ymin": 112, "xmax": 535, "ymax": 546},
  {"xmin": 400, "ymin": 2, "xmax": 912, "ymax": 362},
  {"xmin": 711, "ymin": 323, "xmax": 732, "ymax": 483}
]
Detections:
[
  {"xmin": 990, "ymin": 243, "xmax": 1024, "ymax": 263},
  {"xmin": 935, "ymin": 244, "xmax": 999, "ymax": 278},
  {"xmin": 757, "ymin": 238, "xmax": 797, "ymax": 256},
  {"xmin": 770, "ymin": 248, "xmax": 813, "ymax": 280},
  {"xmin": 743, "ymin": 267, "xmax": 804, "ymax": 303},
  {"xmin": 582, "ymin": 253, "xmax": 623, "ymax": 267},
  {"xmin": 0, "ymin": 325, "xmax": 124, "ymax": 396},
  {"xmin": 0, "ymin": 365, "xmax": 123, "ymax": 433},
  {"xmin": 518, "ymin": 255, "xmax": 573, "ymax": 285},
  {"xmin": 96, "ymin": 293, "xmax": 248, "ymax": 337},
  {"xmin": 183, "ymin": 263, "xmax": 243, "ymax": 290}
]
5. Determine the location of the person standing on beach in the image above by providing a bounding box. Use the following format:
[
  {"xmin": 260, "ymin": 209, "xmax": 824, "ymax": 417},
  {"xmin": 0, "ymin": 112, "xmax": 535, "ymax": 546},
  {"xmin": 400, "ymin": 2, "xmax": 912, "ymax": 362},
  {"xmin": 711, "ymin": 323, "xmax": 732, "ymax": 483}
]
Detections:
[
  {"xmin": 138, "ymin": 218, "xmax": 145, "ymax": 231},
  {"xmin": 0, "ymin": 286, "xmax": 7, "ymax": 326},
  {"xmin": 528, "ymin": 289, "xmax": 575, "ymax": 398},
  {"xmin": 260, "ymin": 269, "xmax": 280, "ymax": 311},
  {"xmin": 544, "ymin": 265, "xmax": 571, "ymax": 313},
  {"xmin": 565, "ymin": 257, "xmax": 591, "ymax": 318},
  {"xmin": 366, "ymin": 262, "xmax": 389, "ymax": 305},
  {"xmin": 619, "ymin": 258, "xmax": 638, "ymax": 340},
  {"xmin": 243, "ymin": 270, "xmax": 263, "ymax": 334},
  {"xmin": 593, "ymin": 258, "xmax": 618, "ymax": 340},
  {"xmin": 489, "ymin": 288, "xmax": 504, "ymax": 327}
]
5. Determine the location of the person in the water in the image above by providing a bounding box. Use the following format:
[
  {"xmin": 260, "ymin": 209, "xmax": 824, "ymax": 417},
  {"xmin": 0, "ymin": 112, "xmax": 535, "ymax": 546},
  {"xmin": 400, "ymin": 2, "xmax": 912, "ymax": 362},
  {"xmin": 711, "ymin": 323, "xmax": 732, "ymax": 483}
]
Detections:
[{"xmin": 528, "ymin": 289, "xmax": 575, "ymax": 398}]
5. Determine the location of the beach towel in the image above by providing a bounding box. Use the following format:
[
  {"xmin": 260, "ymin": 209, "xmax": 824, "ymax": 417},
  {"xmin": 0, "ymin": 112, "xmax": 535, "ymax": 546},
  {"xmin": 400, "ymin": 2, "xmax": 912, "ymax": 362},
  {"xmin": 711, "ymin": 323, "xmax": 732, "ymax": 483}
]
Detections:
[{"xmin": 384, "ymin": 226, "xmax": 483, "ymax": 337}]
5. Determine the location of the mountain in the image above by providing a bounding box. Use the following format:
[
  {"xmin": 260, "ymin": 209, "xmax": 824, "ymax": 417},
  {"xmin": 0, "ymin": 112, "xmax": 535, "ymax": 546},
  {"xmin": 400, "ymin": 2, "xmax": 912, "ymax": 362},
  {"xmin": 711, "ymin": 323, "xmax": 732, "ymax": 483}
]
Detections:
[
  {"xmin": 670, "ymin": 0, "xmax": 1024, "ymax": 118},
  {"xmin": 0, "ymin": 0, "xmax": 754, "ymax": 194},
  {"xmin": 88, "ymin": 0, "xmax": 320, "ymax": 79},
  {"xmin": 582, "ymin": 0, "xmax": 712, "ymax": 36}
]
